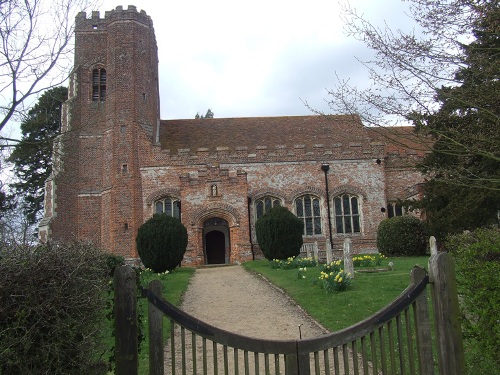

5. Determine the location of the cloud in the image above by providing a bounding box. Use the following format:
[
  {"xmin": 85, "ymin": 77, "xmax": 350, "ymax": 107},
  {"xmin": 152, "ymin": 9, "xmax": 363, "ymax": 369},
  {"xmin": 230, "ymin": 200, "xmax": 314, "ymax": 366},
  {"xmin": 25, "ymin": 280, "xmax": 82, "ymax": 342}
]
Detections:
[{"xmin": 98, "ymin": 0, "xmax": 415, "ymax": 119}]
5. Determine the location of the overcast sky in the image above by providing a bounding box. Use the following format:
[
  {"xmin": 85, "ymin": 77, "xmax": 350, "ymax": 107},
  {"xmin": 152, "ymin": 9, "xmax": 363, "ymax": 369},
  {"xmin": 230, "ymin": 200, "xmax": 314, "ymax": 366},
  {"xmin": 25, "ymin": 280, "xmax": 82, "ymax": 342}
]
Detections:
[{"xmin": 99, "ymin": 0, "xmax": 413, "ymax": 120}]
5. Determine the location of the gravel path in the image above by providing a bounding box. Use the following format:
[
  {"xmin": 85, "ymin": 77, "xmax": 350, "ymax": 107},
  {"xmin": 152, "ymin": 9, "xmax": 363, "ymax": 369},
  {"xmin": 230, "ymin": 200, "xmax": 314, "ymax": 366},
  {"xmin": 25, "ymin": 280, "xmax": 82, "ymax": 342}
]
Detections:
[{"xmin": 179, "ymin": 265, "xmax": 329, "ymax": 340}]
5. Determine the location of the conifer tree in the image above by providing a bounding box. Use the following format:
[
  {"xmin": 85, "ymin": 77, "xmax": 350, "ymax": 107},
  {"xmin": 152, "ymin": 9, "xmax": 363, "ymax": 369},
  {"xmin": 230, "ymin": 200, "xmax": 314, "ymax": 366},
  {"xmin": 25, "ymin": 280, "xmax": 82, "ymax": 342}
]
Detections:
[
  {"xmin": 8, "ymin": 87, "xmax": 68, "ymax": 224},
  {"xmin": 412, "ymin": 1, "xmax": 500, "ymax": 237}
]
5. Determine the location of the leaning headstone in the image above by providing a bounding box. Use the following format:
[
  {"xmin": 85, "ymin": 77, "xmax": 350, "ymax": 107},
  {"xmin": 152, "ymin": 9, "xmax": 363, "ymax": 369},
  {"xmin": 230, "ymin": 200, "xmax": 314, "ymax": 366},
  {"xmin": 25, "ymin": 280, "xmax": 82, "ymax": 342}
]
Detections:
[{"xmin": 343, "ymin": 238, "xmax": 354, "ymax": 278}]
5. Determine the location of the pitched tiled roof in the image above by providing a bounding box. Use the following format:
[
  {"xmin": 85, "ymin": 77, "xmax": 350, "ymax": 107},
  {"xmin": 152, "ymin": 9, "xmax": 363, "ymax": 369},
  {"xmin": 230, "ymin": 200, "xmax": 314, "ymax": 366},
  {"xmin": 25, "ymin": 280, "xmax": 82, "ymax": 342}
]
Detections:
[{"xmin": 159, "ymin": 115, "xmax": 372, "ymax": 153}]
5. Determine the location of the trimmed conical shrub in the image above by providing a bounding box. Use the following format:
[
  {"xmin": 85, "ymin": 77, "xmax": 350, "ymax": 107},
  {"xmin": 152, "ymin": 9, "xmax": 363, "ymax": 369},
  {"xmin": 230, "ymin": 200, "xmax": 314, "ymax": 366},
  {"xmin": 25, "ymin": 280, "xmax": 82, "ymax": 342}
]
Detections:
[
  {"xmin": 255, "ymin": 206, "xmax": 304, "ymax": 260},
  {"xmin": 136, "ymin": 214, "xmax": 188, "ymax": 272}
]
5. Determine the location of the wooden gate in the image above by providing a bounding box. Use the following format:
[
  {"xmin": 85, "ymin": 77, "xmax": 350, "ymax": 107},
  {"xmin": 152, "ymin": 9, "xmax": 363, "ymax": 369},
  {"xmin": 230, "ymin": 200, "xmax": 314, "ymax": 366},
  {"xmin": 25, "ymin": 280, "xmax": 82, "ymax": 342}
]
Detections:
[{"xmin": 114, "ymin": 252, "xmax": 465, "ymax": 375}]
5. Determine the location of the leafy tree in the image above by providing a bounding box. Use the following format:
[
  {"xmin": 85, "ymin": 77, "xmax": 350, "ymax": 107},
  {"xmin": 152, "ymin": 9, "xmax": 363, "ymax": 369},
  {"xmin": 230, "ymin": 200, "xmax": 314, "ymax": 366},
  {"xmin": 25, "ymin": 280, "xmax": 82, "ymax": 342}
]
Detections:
[
  {"xmin": 195, "ymin": 108, "xmax": 214, "ymax": 119},
  {"xmin": 0, "ymin": 0, "xmax": 97, "ymax": 141},
  {"xmin": 8, "ymin": 87, "xmax": 68, "ymax": 224},
  {"xmin": 328, "ymin": 0, "xmax": 499, "ymax": 188},
  {"xmin": 136, "ymin": 214, "xmax": 188, "ymax": 272},
  {"xmin": 255, "ymin": 206, "xmax": 304, "ymax": 260},
  {"xmin": 328, "ymin": 0, "xmax": 500, "ymax": 238}
]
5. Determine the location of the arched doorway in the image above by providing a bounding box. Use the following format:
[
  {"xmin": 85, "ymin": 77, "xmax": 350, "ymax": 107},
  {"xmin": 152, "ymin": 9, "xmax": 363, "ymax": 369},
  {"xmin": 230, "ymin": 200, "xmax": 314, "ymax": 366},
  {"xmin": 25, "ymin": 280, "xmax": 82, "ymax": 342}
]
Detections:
[{"xmin": 203, "ymin": 217, "xmax": 230, "ymax": 264}]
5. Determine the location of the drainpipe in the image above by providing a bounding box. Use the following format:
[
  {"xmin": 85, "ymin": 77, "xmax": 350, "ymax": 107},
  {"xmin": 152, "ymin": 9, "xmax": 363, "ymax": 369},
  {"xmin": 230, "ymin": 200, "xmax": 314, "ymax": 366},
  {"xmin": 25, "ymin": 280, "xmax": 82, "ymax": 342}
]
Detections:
[
  {"xmin": 321, "ymin": 164, "xmax": 334, "ymax": 248},
  {"xmin": 247, "ymin": 197, "xmax": 255, "ymax": 260}
]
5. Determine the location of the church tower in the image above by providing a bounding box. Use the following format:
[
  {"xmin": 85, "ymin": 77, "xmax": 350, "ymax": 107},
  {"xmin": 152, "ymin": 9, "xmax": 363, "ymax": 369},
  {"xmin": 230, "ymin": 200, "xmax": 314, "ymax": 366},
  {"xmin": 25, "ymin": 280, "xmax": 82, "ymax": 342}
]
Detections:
[{"xmin": 39, "ymin": 6, "xmax": 160, "ymax": 258}]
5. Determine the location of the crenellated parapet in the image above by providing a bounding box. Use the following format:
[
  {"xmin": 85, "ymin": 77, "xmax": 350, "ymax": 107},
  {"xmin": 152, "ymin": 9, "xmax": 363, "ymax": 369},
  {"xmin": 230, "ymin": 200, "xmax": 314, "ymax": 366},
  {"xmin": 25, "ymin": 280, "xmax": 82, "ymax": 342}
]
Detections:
[
  {"xmin": 150, "ymin": 141, "xmax": 388, "ymax": 166},
  {"xmin": 76, "ymin": 5, "xmax": 153, "ymax": 31}
]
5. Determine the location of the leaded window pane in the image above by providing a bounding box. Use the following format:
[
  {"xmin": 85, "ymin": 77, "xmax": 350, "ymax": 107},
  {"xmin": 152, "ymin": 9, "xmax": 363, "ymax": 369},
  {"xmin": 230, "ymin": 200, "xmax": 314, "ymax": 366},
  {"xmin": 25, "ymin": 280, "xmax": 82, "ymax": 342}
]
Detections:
[
  {"xmin": 344, "ymin": 216, "xmax": 352, "ymax": 233},
  {"xmin": 395, "ymin": 204, "xmax": 403, "ymax": 216},
  {"xmin": 304, "ymin": 196, "xmax": 312, "ymax": 216},
  {"xmin": 353, "ymin": 216, "xmax": 360, "ymax": 232},
  {"xmin": 388, "ymin": 204, "xmax": 394, "ymax": 218},
  {"xmin": 343, "ymin": 194, "xmax": 350, "ymax": 215},
  {"xmin": 334, "ymin": 197, "xmax": 342, "ymax": 214},
  {"xmin": 173, "ymin": 201, "xmax": 181, "ymax": 219},
  {"xmin": 351, "ymin": 197, "xmax": 359, "ymax": 215},
  {"xmin": 274, "ymin": 200, "xmax": 281, "ymax": 207},
  {"xmin": 314, "ymin": 217, "xmax": 322, "ymax": 234},
  {"xmin": 164, "ymin": 198, "xmax": 172, "ymax": 216},
  {"xmin": 264, "ymin": 197, "xmax": 272, "ymax": 212},
  {"xmin": 313, "ymin": 199, "xmax": 320, "ymax": 216},
  {"xmin": 256, "ymin": 201, "xmax": 264, "ymax": 219},
  {"xmin": 155, "ymin": 201, "xmax": 163, "ymax": 214},
  {"xmin": 335, "ymin": 215, "xmax": 343, "ymax": 233},
  {"xmin": 305, "ymin": 218, "xmax": 313, "ymax": 235},
  {"xmin": 296, "ymin": 199, "xmax": 303, "ymax": 217}
]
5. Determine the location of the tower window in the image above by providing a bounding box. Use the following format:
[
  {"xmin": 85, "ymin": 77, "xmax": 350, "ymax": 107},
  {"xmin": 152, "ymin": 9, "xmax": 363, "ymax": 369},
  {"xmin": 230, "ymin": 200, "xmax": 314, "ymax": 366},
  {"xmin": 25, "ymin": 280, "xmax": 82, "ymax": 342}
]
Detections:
[{"xmin": 92, "ymin": 68, "xmax": 106, "ymax": 101}]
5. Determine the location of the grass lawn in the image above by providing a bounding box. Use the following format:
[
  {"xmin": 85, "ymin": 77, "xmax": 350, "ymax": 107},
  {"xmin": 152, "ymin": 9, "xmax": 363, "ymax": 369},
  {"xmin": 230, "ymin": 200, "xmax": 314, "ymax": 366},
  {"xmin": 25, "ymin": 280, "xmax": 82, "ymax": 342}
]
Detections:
[{"xmin": 243, "ymin": 256, "xmax": 430, "ymax": 332}]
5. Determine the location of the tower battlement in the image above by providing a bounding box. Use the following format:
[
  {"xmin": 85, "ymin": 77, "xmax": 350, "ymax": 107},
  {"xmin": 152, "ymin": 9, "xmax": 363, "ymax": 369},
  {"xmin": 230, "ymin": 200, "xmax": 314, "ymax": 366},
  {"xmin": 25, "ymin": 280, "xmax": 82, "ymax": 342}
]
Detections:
[{"xmin": 76, "ymin": 5, "xmax": 153, "ymax": 32}]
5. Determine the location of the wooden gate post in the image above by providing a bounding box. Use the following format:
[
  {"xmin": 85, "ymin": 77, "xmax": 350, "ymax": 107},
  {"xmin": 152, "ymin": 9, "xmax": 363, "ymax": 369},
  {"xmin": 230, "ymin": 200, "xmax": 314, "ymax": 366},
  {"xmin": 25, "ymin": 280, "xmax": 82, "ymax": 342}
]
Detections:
[
  {"xmin": 114, "ymin": 266, "xmax": 138, "ymax": 375},
  {"xmin": 411, "ymin": 266, "xmax": 434, "ymax": 375},
  {"xmin": 428, "ymin": 252, "xmax": 465, "ymax": 375},
  {"xmin": 148, "ymin": 280, "xmax": 164, "ymax": 375}
]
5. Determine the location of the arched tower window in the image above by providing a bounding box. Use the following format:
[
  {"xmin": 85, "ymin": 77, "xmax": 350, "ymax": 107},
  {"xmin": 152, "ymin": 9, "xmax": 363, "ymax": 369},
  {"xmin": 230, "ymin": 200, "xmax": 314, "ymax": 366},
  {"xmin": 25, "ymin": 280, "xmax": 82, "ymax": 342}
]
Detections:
[
  {"xmin": 295, "ymin": 195, "xmax": 322, "ymax": 236},
  {"xmin": 334, "ymin": 194, "xmax": 361, "ymax": 234},
  {"xmin": 254, "ymin": 196, "xmax": 281, "ymax": 220},
  {"xmin": 154, "ymin": 197, "xmax": 181, "ymax": 219},
  {"xmin": 92, "ymin": 68, "xmax": 106, "ymax": 101}
]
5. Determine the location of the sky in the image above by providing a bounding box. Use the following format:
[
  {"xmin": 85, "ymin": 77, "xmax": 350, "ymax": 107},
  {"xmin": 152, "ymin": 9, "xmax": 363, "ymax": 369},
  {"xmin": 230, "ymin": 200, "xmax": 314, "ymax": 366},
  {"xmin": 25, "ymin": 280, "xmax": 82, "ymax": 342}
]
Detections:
[{"xmin": 99, "ymin": 0, "xmax": 413, "ymax": 120}]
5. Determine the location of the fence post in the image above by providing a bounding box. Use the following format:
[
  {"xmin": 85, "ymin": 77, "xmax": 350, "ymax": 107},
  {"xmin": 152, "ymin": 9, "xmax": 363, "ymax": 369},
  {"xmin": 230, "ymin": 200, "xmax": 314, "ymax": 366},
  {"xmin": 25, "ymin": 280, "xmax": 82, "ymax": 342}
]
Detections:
[
  {"xmin": 285, "ymin": 352, "xmax": 310, "ymax": 375},
  {"xmin": 410, "ymin": 267, "xmax": 434, "ymax": 375},
  {"xmin": 428, "ymin": 253, "xmax": 465, "ymax": 375},
  {"xmin": 148, "ymin": 280, "xmax": 164, "ymax": 375},
  {"xmin": 114, "ymin": 265, "xmax": 138, "ymax": 375}
]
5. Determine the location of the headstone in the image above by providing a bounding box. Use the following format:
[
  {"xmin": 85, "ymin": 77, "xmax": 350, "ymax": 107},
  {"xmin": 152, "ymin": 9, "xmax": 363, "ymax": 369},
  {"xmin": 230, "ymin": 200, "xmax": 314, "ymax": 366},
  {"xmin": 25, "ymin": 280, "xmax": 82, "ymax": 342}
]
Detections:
[
  {"xmin": 343, "ymin": 238, "xmax": 354, "ymax": 278},
  {"xmin": 325, "ymin": 239, "xmax": 332, "ymax": 264},
  {"xmin": 429, "ymin": 236, "xmax": 438, "ymax": 256}
]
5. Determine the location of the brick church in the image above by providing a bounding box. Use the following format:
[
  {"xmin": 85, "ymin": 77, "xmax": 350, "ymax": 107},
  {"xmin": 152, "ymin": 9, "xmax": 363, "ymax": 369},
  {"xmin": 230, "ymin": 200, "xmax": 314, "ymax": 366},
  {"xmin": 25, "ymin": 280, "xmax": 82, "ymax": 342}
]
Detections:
[{"xmin": 38, "ymin": 6, "xmax": 425, "ymax": 266}]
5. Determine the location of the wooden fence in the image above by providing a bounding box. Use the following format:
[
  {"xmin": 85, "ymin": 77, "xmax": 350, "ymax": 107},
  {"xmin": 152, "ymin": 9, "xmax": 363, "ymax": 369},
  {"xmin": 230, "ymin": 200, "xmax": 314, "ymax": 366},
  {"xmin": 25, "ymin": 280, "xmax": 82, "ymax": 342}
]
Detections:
[{"xmin": 114, "ymin": 252, "xmax": 465, "ymax": 374}]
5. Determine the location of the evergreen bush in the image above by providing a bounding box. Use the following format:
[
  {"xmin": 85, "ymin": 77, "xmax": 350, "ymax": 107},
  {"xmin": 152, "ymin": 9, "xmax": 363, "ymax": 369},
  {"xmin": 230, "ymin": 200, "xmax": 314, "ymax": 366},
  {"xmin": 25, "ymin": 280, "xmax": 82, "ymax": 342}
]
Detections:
[
  {"xmin": 0, "ymin": 242, "xmax": 109, "ymax": 375},
  {"xmin": 136, "ymin": 214, "xmax": 188, "ymax": 272},
  {"xmin": 255, "ymin": 206, "xmax": 303, "ymax": 260},
  {"xmin": 446, "ymin": 228, "xmax": 500, "ymax": 371},
  {"xmin": 376, "ymin": 215, "xmax": 428, "ymax": 256}
]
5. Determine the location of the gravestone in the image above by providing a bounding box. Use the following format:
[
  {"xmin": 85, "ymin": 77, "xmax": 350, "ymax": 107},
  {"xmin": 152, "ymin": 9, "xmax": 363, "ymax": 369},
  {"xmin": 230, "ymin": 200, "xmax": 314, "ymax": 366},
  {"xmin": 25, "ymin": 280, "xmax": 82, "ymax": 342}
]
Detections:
[{"xmin": 343, "ymin": 238, "xmax": 354, "ymax": 278}]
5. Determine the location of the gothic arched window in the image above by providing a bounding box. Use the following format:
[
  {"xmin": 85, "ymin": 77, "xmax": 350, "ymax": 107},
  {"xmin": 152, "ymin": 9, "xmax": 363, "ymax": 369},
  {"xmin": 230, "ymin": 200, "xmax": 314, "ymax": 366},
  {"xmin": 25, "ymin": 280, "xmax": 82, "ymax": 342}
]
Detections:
[
  {"xmin": 334, "ymin": 194, "xmax": 361, "ymax": 234},
  {"xmin": 154, "ymin": 197, "xmax": 181, "ymax": 219},
  {"xmin": 295, "ymin": 195, "xmax": 322, "ymax": 236},
  {"xmin": 254, "ymin": 196, "xmax": 281, "ymax": 220},
  {"xmin": 387, "ymin": 202, "xmax": 404, "ymax": 218},
  {"xmin": 92, "ymin": 68, "xmax": 106, "ymax": 101}
]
